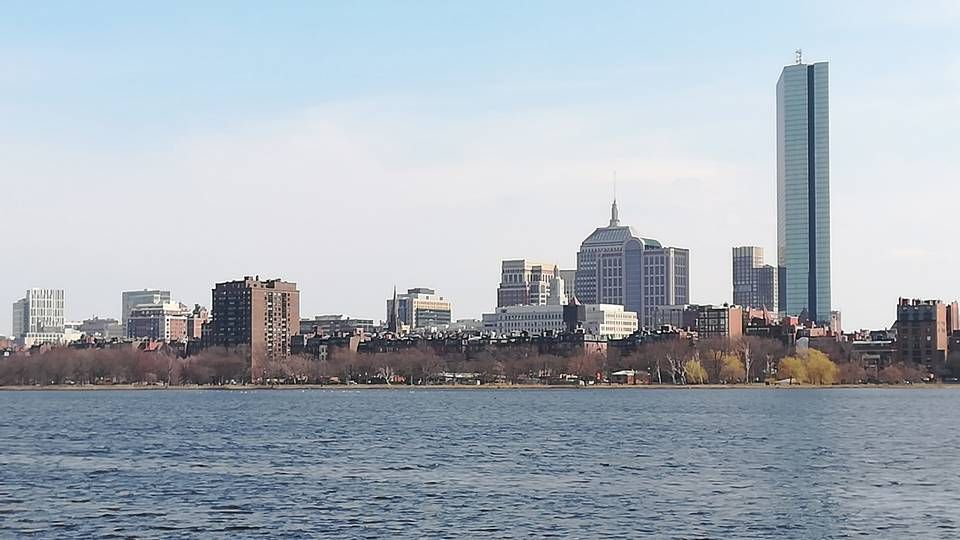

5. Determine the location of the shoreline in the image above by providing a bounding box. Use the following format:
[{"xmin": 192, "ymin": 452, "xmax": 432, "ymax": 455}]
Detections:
[{"xmin": 0, "ymin": 383, "xmax": 956, "ymax": 391}]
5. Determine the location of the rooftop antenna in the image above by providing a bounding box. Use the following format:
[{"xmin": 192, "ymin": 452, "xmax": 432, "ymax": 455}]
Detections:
[{"xmin": 795, "ymin": 48, "xmax": 802, "ymax": 65}]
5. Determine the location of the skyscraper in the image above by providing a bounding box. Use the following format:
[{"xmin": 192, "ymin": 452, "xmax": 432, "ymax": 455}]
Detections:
[
  {"xmin": 732, "ymin": 246, "xmax": 778, "ymax": 312},
  {"xmin": 777, "ymin": 58, "xmax": 831, "ymax": 322},
  {"xmin": 575, "ymin": 199, "xmax": 689, "ymax": 328}
]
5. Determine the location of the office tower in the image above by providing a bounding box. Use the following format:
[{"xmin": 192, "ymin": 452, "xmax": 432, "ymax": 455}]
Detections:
[
  {"xmin": 11, "ymin": 288, "xmax": 66, "ymax": 345},
  {"xmin": 210, "ymin": 277, "xmax": 300, "ymax": 377},
  {"xmin": 732, "ymin": 246, "xmax": 779, "ymax": 312},
  {"xmin": 575, "ymin": 199, "xmax": 689, "ymax": 328},
  {"xmin": 121, "ymin": 289, "xmax": 171, "ymax": 330},
  {"xmin": 497, "ymin": 260, "xmax": 560, "ymax": 307},
  {"xmin": 777, "ymin": 58, "xmax": 831, "ymax": 322},
  {"xmin": 386, "ymin": 288, "xmax": 452, "ymax": 330}
]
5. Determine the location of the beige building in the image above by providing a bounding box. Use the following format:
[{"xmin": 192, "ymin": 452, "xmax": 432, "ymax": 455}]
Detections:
[{"xmin": 387, "ymin": 288, "xmax": 451, "ymax": 330}]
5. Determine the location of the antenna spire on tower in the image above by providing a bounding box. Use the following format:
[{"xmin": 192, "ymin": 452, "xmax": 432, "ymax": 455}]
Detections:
[{"xmin": 795, "ymin": 48, "xmax": 803, "ymax": 64}]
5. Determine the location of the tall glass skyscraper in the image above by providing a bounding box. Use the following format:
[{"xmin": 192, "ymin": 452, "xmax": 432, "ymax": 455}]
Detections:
[{"xmin": 777, "ymin": 60, "xmax": 831, "ymax": 323}]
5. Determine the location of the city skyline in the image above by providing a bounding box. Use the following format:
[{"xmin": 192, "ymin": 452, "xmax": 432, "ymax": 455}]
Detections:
[{"xmin": 2, "ymin": 3, "xmax": 958, "ymax": 332}]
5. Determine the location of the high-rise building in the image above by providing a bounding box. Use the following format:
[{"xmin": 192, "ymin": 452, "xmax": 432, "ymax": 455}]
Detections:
[
  {"xmin": 575, "ymin": 200, "xmax": 689, "ymax": 328},
  {"xmin": 11, "ymin": 288, "xmax": 66, "ymax": 345},
  {"xmin": 497, "ymin": 260, "xmax": 559, "ymax": 307},
  {"xmin": 386, "ymin": 288, "xmax": 452, "ymax": 330},
  {"xmin": 121, "ymin": 289, "xmax": 171, "ymax": 330},
  {"xmin": 777, "ymin": 58, "xmax": 831, "ymax": 322},
  {"xmin": 209, "ymin": 277, "xmax": 300, "ymax": 378},
  {"xmin": 732, "ymin": 246, "xmax": 779, "ymax": 312}
]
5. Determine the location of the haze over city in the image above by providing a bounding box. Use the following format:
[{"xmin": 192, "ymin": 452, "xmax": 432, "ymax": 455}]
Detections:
[{"xmin": 3, "ymin": 1, "xmax": 958, "ymax": 332}]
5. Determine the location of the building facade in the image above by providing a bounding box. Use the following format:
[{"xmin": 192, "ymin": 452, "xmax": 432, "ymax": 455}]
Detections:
[
  {"xmin": 483, "ymin": 303, "xmax": 638, "ymax": 339},
  {"xmin": 210, "ymin": 277, "xmax": 300, "ymax": 377},
  {"xmin": 895, "ymin": 298, "xmax": 956, "ymax": 371},
  {"xmin": 127, "ymin": 302, "xmax": 191, "ymax": 341},
  {"xmin": 386, "ymin": 288, "xmax": 451, "ymax": 330},
  {"xmin": 732, "ymin": 246, "xmax": 779, "ymax": 312},
  {"xmin": 11, "ymin": 288, "xmax": 66, "ymax": 345},
  {"xmin": 496, "ymin": 260, "xmax": 559, "ymax": 307},
  {"xmin": 300, "ymin": 315, "xmax": 379, "ymax": 336},
  {"xmin": 575, "ymin": 200, "xmax": 689, "ymax": 328},
  {"xmin": 652, "ymin": 304, "xmax": 744, "ymax": 339},
  {"xmin": 777, "ymin": 59, "xmax": 831, "ymax": 322},
  {"xmin": 121, "ymin": 289, "xmax": 171, "ymax": 331},
  {"xmin": 79, "ymin": 317, "xmax": 125, "ymax": 340}
]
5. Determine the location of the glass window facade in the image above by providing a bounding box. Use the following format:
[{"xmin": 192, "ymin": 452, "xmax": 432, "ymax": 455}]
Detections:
[{"xmin": 777, "ymin": 62, "xmax": 831, "ymax": 322}]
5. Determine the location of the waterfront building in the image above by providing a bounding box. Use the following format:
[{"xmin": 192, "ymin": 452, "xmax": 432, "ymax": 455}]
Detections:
[
  {"xmin": 575, "ymin": 199, "xmax": 689, "ymax": 328},
  {"xmin": 300, "ymin": 314, "xmax": 379, "ymax": 336},
  {"xmin": 11, "ymin": 288, "xmax": 66, "ymax": 345},
  {"xmin": 127, "ymin": 302, "xmax": 191, "ymax": 341},
  {"xmin": 210, "ymin": 277, "xmax": 300, "ymax": 377},
  {"xmin": 121, "ymin": 289, "xmax": 171, "ymax": 331},
  {"xmin": 777, "ymin": 58, "xmax": 831, "ymax": 322},
  {"xmin": 895, "ymin": 298, "xmax": 957, "ymax": 372},
  {"xmin": 732, "ymin": 246, "xmax": 778, "ymax": 313},
  {"xmin": 652, "ymin": 304, "xmax": 743, "ymax": 339},
  {"xmin": 386, "ymin": 288, "xmax": 451, "ymax": 330},
  {"xmin": 497, "ymin": 260, "xmax": 560, "ymax": 307}
]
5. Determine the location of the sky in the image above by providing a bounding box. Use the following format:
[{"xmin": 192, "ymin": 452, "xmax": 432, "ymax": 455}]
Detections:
[{"xmin": 2, "ymin": 1, "xmax": 958, "ymax": 333}]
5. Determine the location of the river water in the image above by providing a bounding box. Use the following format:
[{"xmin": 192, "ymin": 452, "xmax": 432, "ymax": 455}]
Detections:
[{"xmin": 1, "ymin": 388, "xmax": 958, "ymax": 538}]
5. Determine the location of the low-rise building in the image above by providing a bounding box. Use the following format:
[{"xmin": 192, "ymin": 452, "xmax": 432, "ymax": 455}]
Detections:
[
  {"xmin": 300, "ymin": 315, "xmax": 379, "ymax": 336},
  {"xmin": 483, "ymin": 303, "xmax": 638, "ymax": 339}
]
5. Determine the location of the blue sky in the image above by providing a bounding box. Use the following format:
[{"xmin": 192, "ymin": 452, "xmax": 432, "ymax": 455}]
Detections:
[{"xmin": 2, "ymin": 1, "xmax": 958, "ymax": 331}]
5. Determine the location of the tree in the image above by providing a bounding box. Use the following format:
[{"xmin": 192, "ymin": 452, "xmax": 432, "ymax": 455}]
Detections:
[
  {"xmin": 683, "ymin": 359, "xmax": 708, "ymax": 384},
  {"xmin": 719, "ymin": 354, "xmax": 746, "ymax": 383},
  {"xmin": 838, "ymin": 362, "xmax": 867, "ymax": 384},
  {"xmin": 777, "ymin": 356, "xmax": 806, "ymax": 384},
  {"xmin": 802, "ymin": 349, "xmax": 839, "ymax": 385},
  {"xmin": 879, "ymin": 365, "xmax": 904, "ymax": 384}
]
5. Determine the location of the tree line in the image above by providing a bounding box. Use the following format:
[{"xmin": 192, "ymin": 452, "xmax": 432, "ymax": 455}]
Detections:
[{"xmin": 0, "ymin": 336, "xmax": 939, "ymax": 386}]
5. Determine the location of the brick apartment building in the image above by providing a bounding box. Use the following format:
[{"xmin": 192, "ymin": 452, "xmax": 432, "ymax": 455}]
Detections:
[
  {"xmin": 210, "ymin": 276, "xmax": 300, "ymax": 380},
  {"xmin": 896, "ymin": 298, "xmax": 960, "ymax": 373}
]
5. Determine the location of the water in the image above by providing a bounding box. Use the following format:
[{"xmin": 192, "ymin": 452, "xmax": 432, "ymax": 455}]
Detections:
[{"xmin": 1, "ymin": 388, "xmax": 959, "ymax": 538}]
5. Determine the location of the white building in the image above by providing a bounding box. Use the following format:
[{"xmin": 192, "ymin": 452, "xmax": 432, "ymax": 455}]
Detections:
[
  {"xmin": 482, "ymin": 303, "xmax": 638, "ymax": 339},
  {"xmin": 11, "ymin": 288, "xmax": 66, "ymax": 345},
  {"xmin": 121, "ymin": 289, "xmax": 171, "ymax": 330},
  {"xmin": 483, "ymin": 271, "xmax": 637, "ymax": 338}
]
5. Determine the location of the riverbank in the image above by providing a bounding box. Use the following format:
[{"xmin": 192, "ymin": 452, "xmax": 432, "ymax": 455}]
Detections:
[{"xmin": 1, "ymin": 382, "xmax": 957, "ymax": 391}]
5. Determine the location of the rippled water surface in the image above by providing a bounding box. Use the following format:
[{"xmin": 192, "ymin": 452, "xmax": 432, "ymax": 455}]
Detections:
[{"xmin": 2, "ymin": 388, "xmax": 959, "ymax": 538}]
